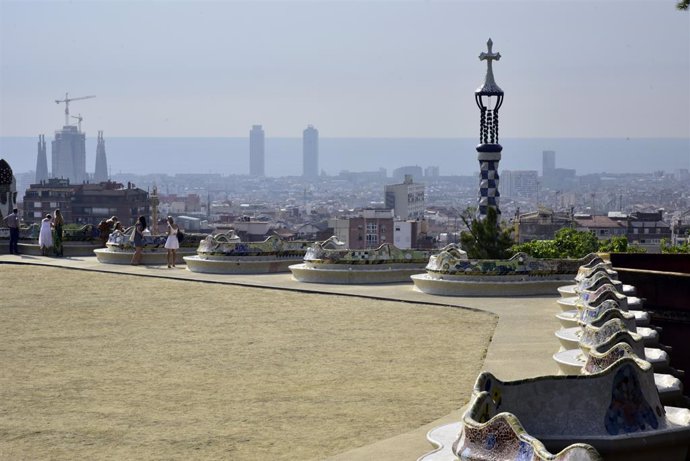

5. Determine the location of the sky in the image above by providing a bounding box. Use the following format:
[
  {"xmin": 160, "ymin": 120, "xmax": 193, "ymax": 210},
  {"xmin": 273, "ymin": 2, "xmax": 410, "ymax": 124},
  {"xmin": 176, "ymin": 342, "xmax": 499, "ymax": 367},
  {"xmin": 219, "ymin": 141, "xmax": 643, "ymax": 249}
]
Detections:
[{"xmin": 0, "ymin": 0, "xmax": 689, "ymax": 139}]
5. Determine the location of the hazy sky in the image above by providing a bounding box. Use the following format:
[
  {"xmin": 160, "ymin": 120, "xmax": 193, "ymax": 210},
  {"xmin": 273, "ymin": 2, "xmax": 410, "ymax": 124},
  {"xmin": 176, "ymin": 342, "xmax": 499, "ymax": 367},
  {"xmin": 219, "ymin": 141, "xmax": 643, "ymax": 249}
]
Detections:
[{"xmin": 1, "ymin": 0, "xmax": 688, "ymax": 138}]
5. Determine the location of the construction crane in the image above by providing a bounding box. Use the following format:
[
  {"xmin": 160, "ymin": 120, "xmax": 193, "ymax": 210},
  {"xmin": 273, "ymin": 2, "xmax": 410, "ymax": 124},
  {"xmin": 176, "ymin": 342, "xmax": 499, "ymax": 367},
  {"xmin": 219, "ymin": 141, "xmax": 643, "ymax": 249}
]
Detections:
[
  {"xmin": 71, "ymin": 114, "xmax": 84, "ymax": 132},
  {"xmin": 55, "ymin": 93, "xmax": 95, "ymax": 126}
]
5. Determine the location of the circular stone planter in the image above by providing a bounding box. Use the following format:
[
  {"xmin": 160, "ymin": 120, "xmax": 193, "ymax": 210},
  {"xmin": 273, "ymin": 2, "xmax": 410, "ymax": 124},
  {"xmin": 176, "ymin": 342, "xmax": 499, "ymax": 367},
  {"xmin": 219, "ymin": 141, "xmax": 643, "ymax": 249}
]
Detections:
[
  {"xmin": 290, "ymin": 263, "xmax": 426, "ymax": 284},
  {"xmin": 411, "ymin": 272, "xmax": 570, "ymax": 297},
  {"xmin": 94, "ymin": 247, "xmax": 195, "ymax": 265},
  {"xmin": 185, "ymin": 255, "xmax": 301, "ymax": 274}
]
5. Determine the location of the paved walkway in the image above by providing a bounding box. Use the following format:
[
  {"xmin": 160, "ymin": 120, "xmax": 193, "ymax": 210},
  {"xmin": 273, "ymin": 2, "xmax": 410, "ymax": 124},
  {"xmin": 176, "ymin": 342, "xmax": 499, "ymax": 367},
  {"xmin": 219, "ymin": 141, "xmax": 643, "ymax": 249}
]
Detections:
[{"xmin": 0, "ymin": 254, "xmax": 564, "ymax": 460}]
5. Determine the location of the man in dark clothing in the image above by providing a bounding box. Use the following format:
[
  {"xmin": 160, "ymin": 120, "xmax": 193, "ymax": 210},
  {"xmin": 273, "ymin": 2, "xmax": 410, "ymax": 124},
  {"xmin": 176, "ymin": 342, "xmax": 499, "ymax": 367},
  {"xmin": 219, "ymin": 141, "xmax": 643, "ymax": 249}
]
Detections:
[
  {"xmin": 98, "ymin": 219, "xmax": 113, "ymax": 247},
  {"xmin": 3, "ymin": 208, "xmax": 20, "ymax": 255}
]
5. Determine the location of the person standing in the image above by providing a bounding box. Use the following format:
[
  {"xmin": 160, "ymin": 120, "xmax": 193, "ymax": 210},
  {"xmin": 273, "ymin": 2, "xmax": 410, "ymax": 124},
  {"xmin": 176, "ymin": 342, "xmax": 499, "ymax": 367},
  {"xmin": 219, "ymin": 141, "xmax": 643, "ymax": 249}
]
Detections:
[
  {"xmin": 130, "ymin": 216, "xmax": 147, "ymax": 266},
  {"xmin": 97, "ymin": 219, "xmax": 113, "ymax": 247},
  {"xmin": 164, "ymin": 216, "xmax": 180, "ymax": 268},
  {"xmin": 53, "ymin": 209, "xmax": 64, "ymax": 257},
  {"xmin": 3, "ymin": 207, "xmax": 20, "ymax": 255},
  {"xmin": 38, "ymin": 214, "xmax": 53, "ymax": 255}
]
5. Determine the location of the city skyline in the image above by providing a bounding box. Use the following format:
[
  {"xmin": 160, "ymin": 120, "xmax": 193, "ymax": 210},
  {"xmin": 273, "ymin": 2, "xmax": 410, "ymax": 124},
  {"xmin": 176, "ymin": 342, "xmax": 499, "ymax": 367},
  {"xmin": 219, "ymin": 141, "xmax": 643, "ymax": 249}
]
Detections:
[
  {"xmin": 0, "ymin": 1, "xmax": 688, "ymax": 139},
  {"xmin": 1, "ymin": 135, "xmax": 688, "ymax": 179}
]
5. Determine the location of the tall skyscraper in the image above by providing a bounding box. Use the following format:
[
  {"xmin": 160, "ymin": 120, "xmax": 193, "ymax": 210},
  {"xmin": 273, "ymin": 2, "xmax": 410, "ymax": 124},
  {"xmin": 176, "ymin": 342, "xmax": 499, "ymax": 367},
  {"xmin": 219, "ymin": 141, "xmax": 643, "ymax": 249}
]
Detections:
[
  {"xmin": 249, "ymin": 125, "xmax": 265, "ymax": 176},
  {"xmin": 542, "ymin": 150, "xmax": 556, "ymax": 177},
  {"xmin": 35, "ymin": 134, "xmax": 49, "ymax": 183},
  {"xmin": 302, "ymin": 125, "xmax": 319, "ymax": 178},
  {"xmin": 94, "ymin": 131, "xmax": 108, "ymax": 183},
  {"xmin": 51, "ymin": 125, "xmax": 86, "ymax": 184}
]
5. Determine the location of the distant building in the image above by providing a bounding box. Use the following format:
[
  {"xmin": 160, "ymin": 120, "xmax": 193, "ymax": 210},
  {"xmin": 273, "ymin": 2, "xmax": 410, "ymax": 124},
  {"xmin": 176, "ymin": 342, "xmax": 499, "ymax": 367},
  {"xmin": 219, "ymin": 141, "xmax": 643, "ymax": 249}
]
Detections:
[
  {"xmin": 392, "ymin": 165, "xmax": 423, "ymax": 183},
  {"xmin": 516, "ymin": 208, "xmax": 574, "ymax": 243},
  {"xmin": 574, "ymin": 214, "xmax": 626, "ymax": 240},
  {"xmin": 159, "ymin": 193, "xmax": 202, "ymax": 214},
  {"xmin": 35, "ymin": 135, "xmax": 49, "ymax": 183},
  {"xmin": 70, "ymin": 181, "xmax": 149, "ymax": 226},
  {"xmin": 393, "ymin": 219, "xmax": 433, "ymax": 249},
  {"xmin": 500, "ymin": 170, "xmax": 539, "ymax": 199},
  {"xmin": 424, "ymin": 166, "xmax": 440, "ymax": 178},
  {"xmin": 541, "ymin": 150, "xmax": 576, "ymax": 188},
  {"xmin": 611, "ymin": 210, "xmax": 671, "ymax": 252},
  {"xmin": 384, "ymin": 174, "xmax": 425, "ymax": 219},
  {"xmin": 329, "ymin": 208, "xmax": 394, "ymax": 249},
  {"xmin": 176, "ymin": 215, "xmax": 205, "ymax": 232},
  {"xmin": 295, "ymin": 221, "xmax": 331, "ymax": 241},
  {"xmin": 542, "ymin": 150, "xmax": 556, "ymax": 177},
  {"xmin": 249, "ymin": 125, "xmax": 265, "ymax": 176},
  {"xmin": 52, "ymin": 125, "xmax": 87, "ymax": 184},
  {"xmin": 675, "ymin": 169, "xmax": 690, "ymax": 182},
  {"xmin": 337, "ymin": 169, "xmax": 387, "ymax": 183},
  {"xmin": 232, "ymin": 216, "xmax": 273, "ymax": 241},
  {"xmin": 23, "ymin": 179, "xmax": 149, "ymax": 226},
  {"xmin": 573, "ymin": 210, "xmax": 672, "ymax": 252},
  {"xmin": 22, "ymin": 178, "xmax": 73, "ymax": 224},
  {"xmin": 302, "ymin": 125, "xmax": 318, "ymax": 178},
  {"xmin": 94, "ymin": 131, "xmax": 108, "ymax": 183}
]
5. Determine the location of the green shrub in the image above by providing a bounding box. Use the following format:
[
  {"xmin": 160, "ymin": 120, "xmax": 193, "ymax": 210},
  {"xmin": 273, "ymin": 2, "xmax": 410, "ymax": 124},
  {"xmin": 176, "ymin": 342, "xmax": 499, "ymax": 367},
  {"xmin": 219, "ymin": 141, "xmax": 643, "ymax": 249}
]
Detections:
[{"xmin": 459, "ymin": 207, "xmax": 514, "ymax": 259}]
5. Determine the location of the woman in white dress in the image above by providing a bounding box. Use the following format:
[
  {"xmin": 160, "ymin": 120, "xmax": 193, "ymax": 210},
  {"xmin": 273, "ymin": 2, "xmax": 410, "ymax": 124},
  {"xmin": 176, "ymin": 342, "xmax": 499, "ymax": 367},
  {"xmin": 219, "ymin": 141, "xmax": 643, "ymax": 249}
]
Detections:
[
  {"xmin": 164, "ymin": 216, "xmax": 180, "ymax": 268},
  {"xmin": 38, "ymin": 214, "xmax": 53, "ymax": 255}
]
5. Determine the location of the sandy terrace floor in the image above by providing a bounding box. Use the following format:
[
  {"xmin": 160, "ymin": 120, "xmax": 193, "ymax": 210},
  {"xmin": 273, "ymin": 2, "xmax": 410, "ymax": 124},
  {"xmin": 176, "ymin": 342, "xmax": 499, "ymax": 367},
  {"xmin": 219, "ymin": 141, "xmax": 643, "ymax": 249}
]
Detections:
[{"xmin": 0, "ymin": 265, "xmax": 496, "ymax": 460}]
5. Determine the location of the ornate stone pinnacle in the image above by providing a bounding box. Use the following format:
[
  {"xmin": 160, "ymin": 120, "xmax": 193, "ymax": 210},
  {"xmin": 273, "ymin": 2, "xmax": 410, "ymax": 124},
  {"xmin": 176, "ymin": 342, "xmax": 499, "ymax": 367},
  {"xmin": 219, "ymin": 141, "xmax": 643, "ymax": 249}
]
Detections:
[{"xmin": 477, "ymin": 38, "xmax": 503, "ymax": 95}]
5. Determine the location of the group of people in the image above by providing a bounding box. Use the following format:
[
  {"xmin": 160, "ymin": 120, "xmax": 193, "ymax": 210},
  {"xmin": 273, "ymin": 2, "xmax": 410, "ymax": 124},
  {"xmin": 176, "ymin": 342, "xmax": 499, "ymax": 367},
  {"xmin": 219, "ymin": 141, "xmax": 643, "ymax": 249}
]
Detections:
[
  {"xmin": 4, "ymin": 209, "xmax": 181, "ymax": 264},
  {"xmin": 3, "ymin": 207, "xmax": 64, "ymax": 256},
  {"xmin": 37, "ymin": 209, "xmax": 65, "ymax": 256},
  {"xmin": 130, "ymin": 215, "xmax": 181, "ymax": 268}
]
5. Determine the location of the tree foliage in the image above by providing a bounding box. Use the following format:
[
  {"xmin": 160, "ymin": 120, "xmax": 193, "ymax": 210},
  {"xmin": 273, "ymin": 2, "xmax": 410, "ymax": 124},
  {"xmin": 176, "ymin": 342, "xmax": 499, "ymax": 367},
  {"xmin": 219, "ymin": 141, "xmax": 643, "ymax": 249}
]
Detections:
[
  {"xmin": 459, "ymin": 207, "xmax": 514, "ymax": 259},
  {"xmin": 512, "ymin": 231, "xmax": 648, "ymax": 258},
  {"xmin": 511, "ymin": 228, "xmax": 599, "ymax": 259},
  {"xmin": 597, "ymin": 236, "xmax": 629, "ymax": 253},
  {"xmin": 598, "ymin": 236, "xmax": 646, "ymax": 254},
  {"xmin": 678, "ymin": 0, "xmax": 689, "ymax": 11},
  {"xmin": 660, "ymin": 238, "xmax": 690, "ymax": 254}
]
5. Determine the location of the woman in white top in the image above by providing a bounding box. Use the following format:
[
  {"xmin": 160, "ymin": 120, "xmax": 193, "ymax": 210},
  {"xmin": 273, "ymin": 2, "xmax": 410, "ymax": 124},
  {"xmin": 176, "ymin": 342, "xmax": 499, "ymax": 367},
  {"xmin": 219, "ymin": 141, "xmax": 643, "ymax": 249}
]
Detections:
[
  {"xmin": 38, "ymin": 214, "xmax": 53, "ymax": 255},
  {"xmin": 164, "ymin": 216, "xmax": 180, "ymax": 268}
]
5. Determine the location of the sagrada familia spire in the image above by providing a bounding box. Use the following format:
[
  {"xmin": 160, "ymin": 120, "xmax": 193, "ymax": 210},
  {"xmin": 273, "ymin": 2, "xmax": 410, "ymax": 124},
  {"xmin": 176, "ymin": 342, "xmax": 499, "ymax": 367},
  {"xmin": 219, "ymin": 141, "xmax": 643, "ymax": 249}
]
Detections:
[
  {"xmin": 35, "ymin": 134, "xmax": 48, "ymax": 183},
  {"xmin": 94, "ymin": 130, "xmax": 108, "ymax": 183}
]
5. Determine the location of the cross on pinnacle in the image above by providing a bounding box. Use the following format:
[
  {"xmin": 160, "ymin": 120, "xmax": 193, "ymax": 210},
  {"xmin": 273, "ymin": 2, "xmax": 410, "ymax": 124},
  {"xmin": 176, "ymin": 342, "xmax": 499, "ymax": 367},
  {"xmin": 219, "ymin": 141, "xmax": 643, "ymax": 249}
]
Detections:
[{"xmin": 478, "ymin": 38, "xmax": 502, "ymax": 94}]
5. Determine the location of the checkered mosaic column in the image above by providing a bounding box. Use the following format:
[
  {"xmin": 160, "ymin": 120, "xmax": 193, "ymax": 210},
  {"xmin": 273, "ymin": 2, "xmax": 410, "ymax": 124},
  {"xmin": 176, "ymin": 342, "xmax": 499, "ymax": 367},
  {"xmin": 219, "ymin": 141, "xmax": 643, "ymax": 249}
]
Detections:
[
  {"xmin": 478, "ymin": 159, "xmax": 501, "ymax": 218},
  {"xmin": 476, "ymin": 146, "xmax": 502, "ymax": 220}
]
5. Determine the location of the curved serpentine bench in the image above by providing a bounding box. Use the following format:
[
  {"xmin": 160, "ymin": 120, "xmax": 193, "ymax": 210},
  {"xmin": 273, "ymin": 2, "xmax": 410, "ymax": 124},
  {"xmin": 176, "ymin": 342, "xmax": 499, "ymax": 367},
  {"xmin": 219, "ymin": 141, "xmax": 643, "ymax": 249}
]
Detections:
[{"xmin": 456, "ymin": 358, "xmax": 690, "ymax": 461}]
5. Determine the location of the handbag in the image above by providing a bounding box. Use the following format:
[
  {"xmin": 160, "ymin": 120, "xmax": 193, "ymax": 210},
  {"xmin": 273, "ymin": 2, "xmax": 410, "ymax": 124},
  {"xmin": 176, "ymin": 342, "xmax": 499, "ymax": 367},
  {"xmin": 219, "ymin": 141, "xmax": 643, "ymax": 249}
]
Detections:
[{"xmin": 177, "ymin": 228, "xmax": 185, "ymax": 242}]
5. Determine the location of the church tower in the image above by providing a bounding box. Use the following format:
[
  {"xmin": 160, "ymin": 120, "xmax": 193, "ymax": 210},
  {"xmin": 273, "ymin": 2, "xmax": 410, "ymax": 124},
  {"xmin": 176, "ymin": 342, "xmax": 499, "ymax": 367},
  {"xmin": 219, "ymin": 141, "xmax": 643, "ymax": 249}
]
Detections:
[
  {"xmin": 94, "ymin": 130, "xmax": 108, "ymax": 183},
  {"xmin": 35, "ymin": 134, "xmax": 49, "ymax": 183}
]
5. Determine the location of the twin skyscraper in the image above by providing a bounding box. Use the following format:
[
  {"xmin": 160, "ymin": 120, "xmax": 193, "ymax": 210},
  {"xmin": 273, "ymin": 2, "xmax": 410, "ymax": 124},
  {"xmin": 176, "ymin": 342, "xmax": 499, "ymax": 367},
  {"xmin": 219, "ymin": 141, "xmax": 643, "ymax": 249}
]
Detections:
[{"xmin": 249, "ymin": 125, "xmax": 319, "ymax": 178}]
